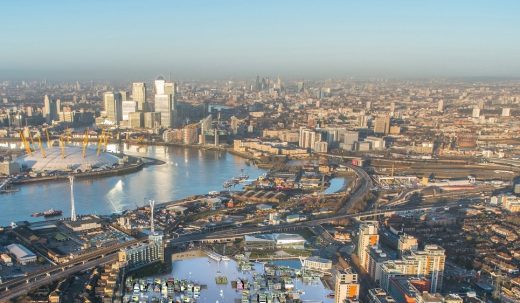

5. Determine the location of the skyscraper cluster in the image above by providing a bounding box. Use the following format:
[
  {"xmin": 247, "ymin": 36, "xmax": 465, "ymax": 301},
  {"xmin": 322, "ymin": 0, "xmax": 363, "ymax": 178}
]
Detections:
[{"xmin": 102, "ymin": 77, "xmax": 177, "ymax": 128}]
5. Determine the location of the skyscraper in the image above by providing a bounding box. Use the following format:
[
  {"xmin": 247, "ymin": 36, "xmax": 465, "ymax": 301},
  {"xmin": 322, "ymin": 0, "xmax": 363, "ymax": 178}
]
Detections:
[
  {"xmin": 104, "ymin": 92, "xmax": 123, "ymax": 124},
  {"xmin": 132, "ymin": 82, "xmax": 147, "ymax": 111},
  {"xmin": 43, "ymin": 95, "xmax": 59, "ymax": 123},
  {"xmin": 154, "ymin": 79, "xmax": 176, "ymax": 128}
]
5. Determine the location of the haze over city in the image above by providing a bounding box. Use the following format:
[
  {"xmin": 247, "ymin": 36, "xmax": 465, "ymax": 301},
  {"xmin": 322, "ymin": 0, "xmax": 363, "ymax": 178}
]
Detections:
[
  {"xmin": 1, "ymin": 0, "xmax": 520, "ymax": 80},
  {"xmin": 2, "ymin": 1, "xmax": 520, "ymax": 303}
]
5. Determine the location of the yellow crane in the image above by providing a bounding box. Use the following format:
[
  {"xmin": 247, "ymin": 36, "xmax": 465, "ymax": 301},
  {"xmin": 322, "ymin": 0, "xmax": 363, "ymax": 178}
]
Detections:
[
  {"xmin": 96, "ymin": 129, "xmax": 105, "ymax": 156},
  {"xmin": 59, "ymin": 136, "xmax": 65, "ymax": 159},
  {"xmin": 37, "ymin": 135, "xmax": 46, "ymax": 158},
  {"xmin": 103, "ymin": 132, "xmax": 109, "ymax": 152},
  {"xmin": 45, "ymin": 128, "xmax": 51, "ymax": 148},
  {"xmin": 82, "ymin": 129, "xmax": 89, "ymax": 158},
  {"xmin": 19, "ymin": 131, "xmax": 32, "ymax": 155},
  {"xmin": 29, "ymin": 133, "xmax": 35, "ymax": 149}
]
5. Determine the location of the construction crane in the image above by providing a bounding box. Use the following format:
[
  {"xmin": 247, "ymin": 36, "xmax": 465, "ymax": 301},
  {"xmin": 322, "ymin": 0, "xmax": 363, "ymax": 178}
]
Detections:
[
  {"xmin": 96, "ymin": 129, "xmax": 105, "ymax": 156},
  {"xmin": 37, "ymin": 135, "xmax": 46, "ymax": 158},
  {"xmin": 82, "ymin": 129, "xmax": 89, "ymax": 158},
  {"xmin": 19, "ymin": 131, "xmax": 32, "ymax": 155}
]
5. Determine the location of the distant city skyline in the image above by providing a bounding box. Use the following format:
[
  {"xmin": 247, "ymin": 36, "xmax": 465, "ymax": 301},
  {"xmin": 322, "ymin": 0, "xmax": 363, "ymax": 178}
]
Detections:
[{"xmin": 1, "ymin": 0, "xmax": 519, "ymax": 80}]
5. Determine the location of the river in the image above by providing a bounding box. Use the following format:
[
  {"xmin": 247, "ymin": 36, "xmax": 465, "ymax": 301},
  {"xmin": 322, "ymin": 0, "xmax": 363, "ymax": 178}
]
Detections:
[{"xmin": 0, "ymin": 143, "xmax": 265, "ymax": 226}]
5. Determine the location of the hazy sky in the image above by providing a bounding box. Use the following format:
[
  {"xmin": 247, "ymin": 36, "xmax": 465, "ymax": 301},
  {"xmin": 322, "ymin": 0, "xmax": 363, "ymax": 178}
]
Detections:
[{"xmin": 1, "ymin": 0, "xmax": 519, "ymax": 80}]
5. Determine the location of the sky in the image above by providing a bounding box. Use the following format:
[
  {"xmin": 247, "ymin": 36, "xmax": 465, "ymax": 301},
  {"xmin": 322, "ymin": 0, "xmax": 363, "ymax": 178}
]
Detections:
[{"xmin": 0, "ymin": 0, "xmax": 519, "ymax": 80}]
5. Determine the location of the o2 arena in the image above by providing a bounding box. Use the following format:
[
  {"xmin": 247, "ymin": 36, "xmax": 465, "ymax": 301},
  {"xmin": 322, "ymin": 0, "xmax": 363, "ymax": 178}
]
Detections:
[{"xmin": 16, "ymin": 146, "xmax": 121, "ymax": 172}]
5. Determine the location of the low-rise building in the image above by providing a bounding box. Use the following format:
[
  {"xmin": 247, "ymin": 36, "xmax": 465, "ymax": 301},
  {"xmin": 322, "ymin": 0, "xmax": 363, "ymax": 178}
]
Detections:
[{"xmin": 6, "ymin": 243, "xmax": 37, "ymax": 265}]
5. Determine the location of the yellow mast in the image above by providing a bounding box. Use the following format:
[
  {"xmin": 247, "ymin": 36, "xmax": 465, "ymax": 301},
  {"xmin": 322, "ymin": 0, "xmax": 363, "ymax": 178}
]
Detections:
[
  {"xmin": 96, "ymin": 129, "xmax": 105, "ymax": 156},
  {"xmin": 59, "ymin": 136, "xmax": 65, "ymax": 159},
  {"xmin": 19, "ymin": 131, "xmax": 32, "ymax": 155},
  {"xmin": 37, "ymin": 135, "xmax": 46, "ymax": 158},
  {"xmin": 45, "ymin": 128, "xmax": 51, "ymax": 148},
  {"xmin": 82, "ymin": 129, "xmax": 89, "ymax": 158}
]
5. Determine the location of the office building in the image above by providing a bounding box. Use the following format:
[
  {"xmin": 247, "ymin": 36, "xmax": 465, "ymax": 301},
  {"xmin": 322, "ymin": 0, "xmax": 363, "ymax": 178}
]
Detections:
[
  {"xmin": 104, "ymin": 92, "xmax": 122, "ymax": 124},
  {"xmin": 154, "ymin": 79, "xmax": 176, "ymax": 128},
  {"xmin": 144, "ymin": 112, "xmax": 161, "ymax": 129},
  {"xmin": 132, "ymin": 82, "xmax": 147, "ymax": 111},
  {"xmin": 374, "ymin": 116, "xmax": 390, "ymax": 135},
  {"xmin": 122, "ymin": 100, "xmax": 137, "ymax": 121},
  {"xmin": 128, "ymin": 112, "xmax": 143, "ymax": 128},
  {"xmin": 334, "ymin": 269, "xmax": 360, "ymax": 303},
  {"xmin": 357, "ymin": 223, "xmax": 379, "ymax": 270},
  {"xmin": 43, "ymin": 95, "xmax": 59, "ymax": 123}
]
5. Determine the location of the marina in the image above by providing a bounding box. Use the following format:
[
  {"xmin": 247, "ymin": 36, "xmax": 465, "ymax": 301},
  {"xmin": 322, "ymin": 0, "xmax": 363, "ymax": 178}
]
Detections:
[{"xmin": 123, "ymin": 256, "xmax": 333, "ymax": 303}]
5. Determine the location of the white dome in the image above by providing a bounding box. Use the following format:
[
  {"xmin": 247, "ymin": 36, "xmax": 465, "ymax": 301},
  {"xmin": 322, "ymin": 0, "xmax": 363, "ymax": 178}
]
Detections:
[{"xmin": 17, "ymin": 146, "xmax": 119, "ymax": 172}]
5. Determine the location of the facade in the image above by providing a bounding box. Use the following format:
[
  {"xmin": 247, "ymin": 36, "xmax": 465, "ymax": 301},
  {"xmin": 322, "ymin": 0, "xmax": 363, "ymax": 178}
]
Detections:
[
  {"xmin": 244, "ymin": 233, "xmax": 305, "ymax": 250},
  {"xmin": 43, "ymin": 95, "xmax": 59, "ymax": 123},
  {"xmin": 144, "ymin": 112, "xmax": 161, "ymax": 129},
  {"xmin": 128, "ymin": 112, "xmax": 143, "ymax": 128},
  {"xmin": 303, "ymin": 256, "xmax": 333, "ymax": 271},
  {"xmin": 118, "ymin": 233, "xmax": 164, "ymax": 270},
  {"xmin": 104, "ymin": 92, "xmax": 123, "ymax": 124},
  {"xmin": 299, "ymin": 127, "xmax": 320, "ymax": 150},
  {"xmin": 397, "ymin": 234, "xmax": 418, "ymax": 257},
  {"xmin": 122, "ymin": 100, "xmax": 137, "ymax": 121},
  {"xmin": 334, "ymin": 269, "xmax": 360, "ymax": 303},
  {"xmin": 357, "ymin": 223, "xmax": 379, "ymax": 270},
  {"xmin": 374, "ymin": 116, "xmax": 390, "ymax": 135},
  {"xmin": 132, "ymin": 82, "xmax": 147, "ymax": 110},
  {"xmin": 411, "ymin": 245, "xmax": 445, "ymax": 293}
]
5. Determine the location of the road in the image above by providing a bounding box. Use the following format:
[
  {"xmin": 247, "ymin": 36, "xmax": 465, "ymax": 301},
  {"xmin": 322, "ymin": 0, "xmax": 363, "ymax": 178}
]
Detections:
[
  {"xmin": 0, "ymin": 255, "xmax": 117, "ymax": 301},
  {"xmin": 0, "ymin": 238, "xmax": 143, "ymax": 293}
]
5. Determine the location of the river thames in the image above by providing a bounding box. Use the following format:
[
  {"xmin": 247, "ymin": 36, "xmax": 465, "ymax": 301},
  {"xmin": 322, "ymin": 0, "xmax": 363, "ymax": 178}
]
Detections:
[{"xmin": 0, "ymin": 143, "xmax": 265, "ymax": 226}]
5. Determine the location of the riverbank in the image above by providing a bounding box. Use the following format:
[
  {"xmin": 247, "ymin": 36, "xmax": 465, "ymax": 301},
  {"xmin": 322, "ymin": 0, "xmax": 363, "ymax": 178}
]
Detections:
[{"xmin": 8, "ymin": 154, "xmax": 160, "ymax": 186}]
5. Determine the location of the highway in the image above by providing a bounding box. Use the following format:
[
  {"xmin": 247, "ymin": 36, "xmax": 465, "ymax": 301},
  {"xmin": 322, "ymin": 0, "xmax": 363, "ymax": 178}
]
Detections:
[
  {"xmin": 0, "ymin": 238, "xmax": 143, "ymax": 294},
  {"xmin": 0, "ymin": 255, "xmax": 118, "ymax": 301}
]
